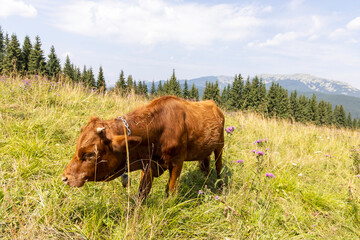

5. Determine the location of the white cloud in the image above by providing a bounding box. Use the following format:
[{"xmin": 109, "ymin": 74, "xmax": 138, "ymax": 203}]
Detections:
[
  {"xmin": 0, "ymin": 0, "xmax": 37, "ymax": 18},
  {"xmin": 262, "ymin": 6, "xmax": 272, "ymax": 13},
  {"xmin": 329, "ymin": 17, "xmax": 360, "ymax": 40},
  {"xmin": 329, "ymin": 28, "xmax": 348, "ymax": 39},
  {"xmin": 289, "ymin": 0, "xmax": 304, "ymax": 10},
  {"xmin": 346, "ymin": 17, "xmax": 360, "ymax": 31},
  {"xmin": 251, "ymin": 31, "xmax": 298, "ymax": 47},
  {"xmin": 51, "ymin": 0, "xmax": 261, "ymax": 47}
]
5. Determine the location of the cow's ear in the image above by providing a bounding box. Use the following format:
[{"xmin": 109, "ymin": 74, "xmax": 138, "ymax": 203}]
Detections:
[{"xmin": 112, "ymin": 135, "xmax": 142, "ymax": 152}]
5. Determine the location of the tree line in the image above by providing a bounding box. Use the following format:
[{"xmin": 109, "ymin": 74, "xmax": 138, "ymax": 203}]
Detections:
[
  {"xmin": 0, "ymin": 26, "xmax": 358, "ymax": 129},
  {"xmin": 0, "ymin": 26, "xmax": 109, "ymax": 90},
  {"xmin": 202, "ymin": 74, "xmax": 360, "ymax": 129}
]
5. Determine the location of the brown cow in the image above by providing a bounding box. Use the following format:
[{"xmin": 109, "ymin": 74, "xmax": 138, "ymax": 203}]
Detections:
[{"xmin": 62, "ymin": 96, "xmax": 224, "ymax": 198}]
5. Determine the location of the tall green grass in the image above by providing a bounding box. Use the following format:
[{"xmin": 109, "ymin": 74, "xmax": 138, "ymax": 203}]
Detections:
[{"xmin": 0, "ymin": 75, "xmax": 359, "ymax": 239}]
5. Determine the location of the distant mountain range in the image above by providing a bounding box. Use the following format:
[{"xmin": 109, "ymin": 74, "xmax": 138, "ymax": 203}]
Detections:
[
  {"xmin": 259, "ymin": 74, "xmax": 360, "ymax": 98},
  {"xmin": 143, "ymin": 73, "xmax": 360, "ymax": 118}
]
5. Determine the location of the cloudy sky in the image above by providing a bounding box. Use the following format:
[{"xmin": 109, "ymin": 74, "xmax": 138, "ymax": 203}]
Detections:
[{"xmin": 1, "ymin": 0, "xmax": 360, "ymax": 88}]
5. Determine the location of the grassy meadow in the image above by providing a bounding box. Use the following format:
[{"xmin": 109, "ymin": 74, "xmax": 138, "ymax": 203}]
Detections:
[{"xmin": 1, "ymin": 75, "xmax": 360, "ymax": 239}]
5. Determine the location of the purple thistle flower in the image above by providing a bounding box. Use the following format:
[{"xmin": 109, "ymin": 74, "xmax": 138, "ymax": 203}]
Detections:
[
  {"xmin": 198, "ymin": 190, "xmax": 204, "ymax": 194},
  {"xmin": 357, "ymin": 175, "xmax": 360, "ymax": 178},
  {"xmin": 225, "ymin": 126, "xmax": 235, "ymax": 134},
  {"xmin": 266, "ymin": 173, "xmax": 275, "ymax": 178},
  {"xmin": 236, "ymin": 160, "xmax": 244, "ymax": 164},
  {"xmin": 214, "ymin": 196, "xmax": 220, "ymax": 200},
  {"xmin": 256, "ymin": 151, "xmax": 265, "ymax": 156},
  {"xmin": 325, "ymin": 154, "xmax": 329, "ymax": 157},
  {"xmin": 251, "ymin": 150, "xmax": 257, "ymax": 153},
  {"xmin": 266, "ymin": 148, "xmax": 269, "ymax": 151}
]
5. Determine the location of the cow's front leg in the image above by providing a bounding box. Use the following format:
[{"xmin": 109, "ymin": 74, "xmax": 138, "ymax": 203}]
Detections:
[
  {"xmin": 166, "ymin": 161, "xmax": 184, "ymax": 195},
  {"xmin": 139, "ymin": 165, "xmax": 153, "ymax": 199}
]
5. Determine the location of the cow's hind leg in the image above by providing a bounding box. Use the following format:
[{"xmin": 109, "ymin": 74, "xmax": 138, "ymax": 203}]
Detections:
[
  {"xmin": 214, "ymin": 148, "xmax": 223, "ymax": 178},
  {"xmin": 199, "ymin": 156, "xmax": 210, "ymax": 175}
]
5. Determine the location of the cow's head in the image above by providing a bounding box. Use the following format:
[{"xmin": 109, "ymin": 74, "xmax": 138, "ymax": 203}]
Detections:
[{"xmin": 62, "ymin": 117, "xmax": 141, "ymax": 187}]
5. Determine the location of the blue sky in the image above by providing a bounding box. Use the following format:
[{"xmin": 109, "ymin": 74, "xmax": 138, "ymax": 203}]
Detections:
[{"xmin": 1, "ymin": 0, "xmax": 360, "ymax": 88}]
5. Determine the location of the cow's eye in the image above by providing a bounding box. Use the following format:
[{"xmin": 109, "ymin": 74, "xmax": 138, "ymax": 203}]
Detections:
[{"xmin": 82, "ymin": 153, "xmax": 95, "ymax": 161}]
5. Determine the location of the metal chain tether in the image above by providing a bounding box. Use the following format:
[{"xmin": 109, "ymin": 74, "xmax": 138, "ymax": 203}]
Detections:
[{"xmin": 118, "ymin": 116, "xmax": 131, "ymax": 136}]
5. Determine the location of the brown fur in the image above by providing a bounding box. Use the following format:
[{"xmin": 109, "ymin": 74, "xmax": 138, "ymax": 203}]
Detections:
[{"xmin": 62, "ymin": 96, "xmax": 225, "ymax": 198}]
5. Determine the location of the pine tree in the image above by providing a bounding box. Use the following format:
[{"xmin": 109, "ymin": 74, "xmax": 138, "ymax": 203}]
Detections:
[
  {"xmin": 21, "ymin": 35, "xmax": 32, "ymax": 72},
  {"xmin": 80, "ymin": 65, "xmax": 87, "ymax": 85},
  {"xmin": 73, "ymin": 66, "xmax": 81, "ymax": 83},
  {"xmin": 326, "ymin": 102, "xmax": 333, "ymax": 126},
  {"xmin": 142, "ymin": 81, "xmax": 148, "ymax": 97},
  {"xmin": 353, "ymin": 118, "xmax": 358, "ymax": 129},
  {"xmin": 46, "ymin": 45, "xmax": 61, "ymax": 77},
  {"xmin": 137, "ymin": 81, "xmax": 143, "ymax": 95},
  {"xmin": 202, "ymin": 81, "xmax": 211, "ymax": 100},
  {"xmin": 133, "ymin": 81, "xmax": 137, "ymax": 94},
  {"xmin": 267, "ymin": 82, "xmax": 280, "ymax": 118},
  {"xmin": 229, "ymin": 74, "xmax": 244, "ymax": 110},
  {"xmin": 150, "ymin": 80, "xmax": 157, "ymax": 97},
  {"xmin": 86, "ymin": 67, "xmax": 96, "ymax": 88},
  {"xmin": 3, "ymin": 34, "xmax": 22, "ymax": 73},
  {"xmin": 163, "ymin": 80, "xmax": 169, "ymax": 95},
  {"xmin": 0, "ymin": 26, "xmax": 5, "ymax": 73},
  {"xmin": 189, "ymin": 83, "xmax": 199, "ymax": 101},
  {"xmin": 157, "ymin": 80, "xmax": 163, "ymax": 96},
  {"xmin": 241, "ymin": 76, "xmax": 251, "ymax": 109},
  {"xmin": 333, "ymin": 105, "xmax": 346, "ymax": 128},
  {"xmin": 297, "ymin": 95, "xmax": 310, "ymax": 123},
  {"xmin": 212, "ymin": 81, "xmax": 220, "ymax": 105},
  {"xmin": 278, "ymin": 87, "xmax": 290, "ymax": 119},
  {"xmin": 347, "ymin": 112, "xmax": 352, "ymax": 128},
  {"xmin": 28, "ymin": 35, "xmax": 46, "ymax": 75},
  {"xmin": 96, "ymin": 66, "xmax": 106, "ymax": 91},
  {"xmin": 290, "ymin": 90, "xmax": 301, "ymax": 121},
  {"xmin": 116, "ymin": 70, "xmax": 126, "ymax": 92},
  {"xmin": 309, "ymin": 94, "xmax": 320, "ymax": 124},
  {"xmin": 220, "ymin": 84, "xmax": 231, "ymax": 108},
  {"xmin": 318, "ymin": 100, "xmax": 328, "ymax": 126},
  {"xmin": 126, "ymin": 74, "xmax": 133, "ymax": 91},
  {"xmin": 63, "ymin": 55, "xmax": 73, "ymax": 80},
  {"xmin": 183, "ymin": 80, "xmax": 190, "ymax": 99},
  {"xmin": 167, "ymin": 69, "xmax": 182, "ymax": 96}
]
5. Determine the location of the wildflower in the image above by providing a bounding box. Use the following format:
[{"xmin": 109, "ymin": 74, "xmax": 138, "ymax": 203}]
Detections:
[
  {"xmin": 214, "ymin": 196, "xmax": 220, "ymax": 200},
  {"xmin": 225, "ymin": 126, "xmax": 235, "ymax": 134},
  {"xmin": 325, "ymin": 154, "xmax": 329, "ymax": 157},
  {"xmin": 266, "ymin": 148, "xmax": 269, "ymax": 151},
  {"xmin": 314, "ymin": 151, "xmax": 322, "ymax": 154},
  {"xmin": 198, "ymin": 190, "xmax": 204, "ymax": 194},
  {"xmin": 266, "ymin": 173, "xmax": 275, "ymax": 178},
  {"xmin": 357, "ymin": 175, "xmax": 360, "ymax": 178},
  {"xmin": 351, "ymin": 149, "xmax": 355, "ymax": 152},
  {"xmin": 57, "ymin": 93, "xmax": 60, "ymax": 96},
  {"xmin": 251, "ymin": 150, "xmax": 257, "ymax": 153},
  {"xmin": 236, "ymin": 160, "xmax": 244, "ymax": 164},
  {"xmin": 298, "ymin": 173, "xmax": 303, "ymax": 176},
  {"xmin": 256, "ymin": 151, "xmax": 265, "ymax": 156},
  {"xmin": 292, "ymin": 163, "xmax": 297, "ymax": 166}
]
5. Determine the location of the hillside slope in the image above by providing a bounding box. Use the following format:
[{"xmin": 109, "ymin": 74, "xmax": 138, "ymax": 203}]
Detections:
[{"xmin": 1, "ymin": 76, "xmax": 360, "ymax": 239}]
